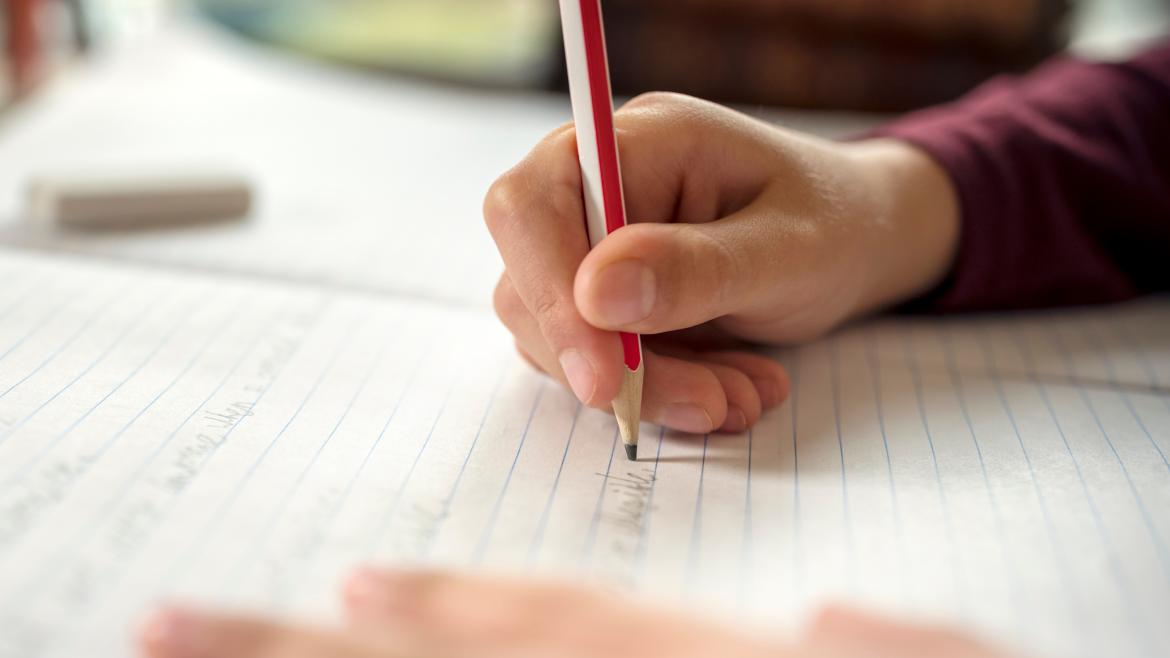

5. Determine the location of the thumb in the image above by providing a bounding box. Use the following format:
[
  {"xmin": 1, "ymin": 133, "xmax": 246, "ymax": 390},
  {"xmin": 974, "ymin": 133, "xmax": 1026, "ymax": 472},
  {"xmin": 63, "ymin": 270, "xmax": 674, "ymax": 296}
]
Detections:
[{"xmin": 574, "ymin": 209, "xmax": 777, "ymax": 335}]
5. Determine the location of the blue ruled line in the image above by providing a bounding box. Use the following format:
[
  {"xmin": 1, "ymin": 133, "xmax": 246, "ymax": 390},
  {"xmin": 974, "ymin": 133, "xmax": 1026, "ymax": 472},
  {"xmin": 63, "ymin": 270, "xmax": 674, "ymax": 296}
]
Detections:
[
  {"xmin": 972, "ymin": 325, "xmax": 1086, "ymax": 642},
  {"xmin": 226, "ymin": 329, "xmax": 391, "ymax": 589},
  {"xmin": 280, "ymin": 337, "xmax": 431, "ymax": 591},
  {"xmin": 170, "ymin": 312, "xmax": 364, "ymax": 577},
  {"xmin": 2, "ymin": 290, "xmax": 233, "ymax": 488},
  {"xmin": 937, "ymin": 326, "xmax": 1020, "ymax": 621},
  {"xmin": 0, "ymin": 285, "xmax": 82, "ymax": 370},
  {"xmin": 1080, "ymin": 322, "xmax": 1170, "ymax": 474},
  {"xmin": 1011, "ymin": 323, "xmax": 1159, "ymax": 656},
  {"xmin": 471, "ymin": 383, "xmax": 545, "ymax": 565},
  {"xmin": 0, "ymin": 283, "xmax": 129, "ymax": 408},
  {"xmin": 739, "ymin": 426, "xmax": 754, "ymax": 603},
  {"xmin": 903, "ymin": 329, "xmax": 966, "ymax": 615},
  {"xmin": 579, "ymin": 424, "xmax": 619, "ymax": 568},
  {"xmin": 367, "ymin": 383, "xmax": 455, "ymax": 557},
  {"xmin": 0, "ymin": 271, "xmax": 50, "ymax": 330},
  {"xmin": 1047, "ymin": 326, "xmax": 1170, "ymax": 581},
  {"xmin": 633, "ymin": 425, "xmax": 665, "ymax": 583},
  {"xmin": 789, "ymin": 349, "xmax": 804, "ymax": 601},
  {"xmin": 421, "ymin": 366, "xmax": 507, "ymax": 561},
  {"xmin": 864, "ymin": 331, "xmax": 907, "ymax": 604},
  {"xmin": 7, "ymin": 298, "xmax": 305, "ymax": 601},
  {"xmin": 0, "ymin": 286, "xmax": 169, "ymax": 449},
  {"xmin": 526, "ymin": 402, "xmax": 583, "ymax": 568},
  {"xmin": 828, "ymin": 337, "xmax": 854, "ymax": 585},
  {"xmin": 683, "ymin": 433, "xmax": 711, "ymax": 594},
  {"xmin": 1109, "ymin": 322, "xmax": 1170, "ymax": 416}
]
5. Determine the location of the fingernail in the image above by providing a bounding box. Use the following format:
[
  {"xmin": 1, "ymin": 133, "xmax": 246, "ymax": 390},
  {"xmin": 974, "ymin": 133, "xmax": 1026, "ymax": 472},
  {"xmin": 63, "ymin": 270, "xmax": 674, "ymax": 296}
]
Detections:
[
  {"xmin": 139, "ymin": 607, "xmax": 197, "ymax": 658},
  {"xmin": 661, "ymin": 404, "xmax": 713, "ymax": 434},
  {"xmin": 559, "ymin": 349, "xmax": 597, "ymax": 403},
  {"xmin": 593, "ymin": 259, "xmax": 655, "ymax": 326},
  {"xmin": 719, "ymin": 406, "xmax": 748, "ymax": 433}
]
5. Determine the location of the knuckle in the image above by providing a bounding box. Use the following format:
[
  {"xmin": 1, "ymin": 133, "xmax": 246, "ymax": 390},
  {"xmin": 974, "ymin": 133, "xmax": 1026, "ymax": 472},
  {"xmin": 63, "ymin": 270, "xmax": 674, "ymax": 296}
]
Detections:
[
  {"xmin": 623, "ymin": 90, "xmax": 687, "ymax": 112},
  {"xmin": 492, "ymin": 277, "xmax": 521, "ymax": 325},
  {"xmin": 621, "ymin": 91, "xmax": 709, "ymax": 130},
  {"xmin": 530, "ymin": 288, "xmax": 561, "ymax": 320},
  {"xmin": 482, "ymin": 173, "xmax": 526, "ymax": 236}
]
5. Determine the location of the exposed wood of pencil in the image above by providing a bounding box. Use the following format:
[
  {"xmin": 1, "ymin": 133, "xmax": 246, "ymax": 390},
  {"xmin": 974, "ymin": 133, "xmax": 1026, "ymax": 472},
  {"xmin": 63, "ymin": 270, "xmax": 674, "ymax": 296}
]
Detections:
[{"xmin": 613, "ymin": 362, "xmax": 644, "ymax": 461}]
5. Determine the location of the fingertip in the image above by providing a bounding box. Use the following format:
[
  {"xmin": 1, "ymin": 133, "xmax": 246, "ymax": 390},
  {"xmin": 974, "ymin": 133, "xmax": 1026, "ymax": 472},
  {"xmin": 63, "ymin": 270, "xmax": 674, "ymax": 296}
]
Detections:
[
  {"xmin": 699, "ymin": 352, "xmax": 789, "ymax": 410},
  {"xmin": 138, "ymin": 607, "xmax": 189, "ymax": 658},
  {"xmin": 704, "ymin": 364, "xmax": 760, "ymax": 433},
  {"xmin": 642, "ymin": 351, "xmax": 727, "ymax": 433},
  {"xmin": 720, "ymin": 406, "xmax": 749, "ymax": 433},
  {"xmin": 661, "ymin": 403, "xmax": 717, "ymax": 434},
  {"xmin": 574, "ymin": 225, "xmax": 659, "ymax": 332},
  {"xmin": 773, "ymin": 365, "xmax": 792, "ymax": 406},
  {"xmin": 752, "ymin": 362, "xmax": 790, "ymax": 409}
]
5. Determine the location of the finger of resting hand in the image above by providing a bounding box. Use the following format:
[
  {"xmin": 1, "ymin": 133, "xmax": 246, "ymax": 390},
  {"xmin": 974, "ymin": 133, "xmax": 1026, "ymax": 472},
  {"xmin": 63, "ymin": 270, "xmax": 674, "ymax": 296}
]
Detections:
[
  {"xmin": 138, "ymin": 607, "xmax": 399, "ymax": 658},
  {"xmin": 693, "ymin": 351, "xmax": 789, "ymax": 409},
  {"xmin": 646, "ymin": 342, "xmax": 788, "ymax": 413},
  {"xmin": 805, "ymin": 606, "xmax": 1013, "ymax": 658},
  {"xmin": 344, "ymin": 568, "xmax": 613, "ymax": 641},
  {"xmin": 700, "ymin": 361, "xmax": 761, "ymax": 433},
  {"xmin": 344, "ymin": 569, "xmax": 791, "ymax": 658}
]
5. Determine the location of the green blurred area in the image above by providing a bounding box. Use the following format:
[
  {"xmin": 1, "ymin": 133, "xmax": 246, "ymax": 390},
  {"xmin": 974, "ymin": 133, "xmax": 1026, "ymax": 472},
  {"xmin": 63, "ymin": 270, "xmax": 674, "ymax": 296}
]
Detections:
[{"xmin": 194, "ymin": 0, "xmax": 559, "ymax": 86}]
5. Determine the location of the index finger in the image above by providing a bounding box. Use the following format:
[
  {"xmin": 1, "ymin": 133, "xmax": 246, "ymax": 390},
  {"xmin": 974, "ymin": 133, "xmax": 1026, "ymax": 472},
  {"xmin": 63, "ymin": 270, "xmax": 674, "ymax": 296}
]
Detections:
[{"xmin": 484, "ymin": 124, "xmax": 626, "ymax": 407}]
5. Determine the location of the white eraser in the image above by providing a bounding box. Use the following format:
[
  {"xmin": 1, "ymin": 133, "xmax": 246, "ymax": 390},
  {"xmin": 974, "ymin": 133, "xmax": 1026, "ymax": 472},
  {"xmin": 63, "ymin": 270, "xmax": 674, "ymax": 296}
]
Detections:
[{"xmin": 26, "ymin": 167, "xmax": 252, "ymax": 229}]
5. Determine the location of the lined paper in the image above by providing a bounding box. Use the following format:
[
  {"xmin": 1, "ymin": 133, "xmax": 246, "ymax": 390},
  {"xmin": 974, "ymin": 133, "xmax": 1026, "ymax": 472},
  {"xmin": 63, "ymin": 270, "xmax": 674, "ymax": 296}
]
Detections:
[{"xmin": 0, "ymin": 251, "xmax": 1167, "ymax": 658}]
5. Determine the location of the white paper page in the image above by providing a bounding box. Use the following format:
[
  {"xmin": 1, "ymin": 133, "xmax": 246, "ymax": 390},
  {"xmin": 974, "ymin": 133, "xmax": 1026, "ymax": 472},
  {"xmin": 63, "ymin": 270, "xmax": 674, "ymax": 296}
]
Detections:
[{"xmin": 0, "ymin": 250, "xmax": 1167, "ymax": 658}]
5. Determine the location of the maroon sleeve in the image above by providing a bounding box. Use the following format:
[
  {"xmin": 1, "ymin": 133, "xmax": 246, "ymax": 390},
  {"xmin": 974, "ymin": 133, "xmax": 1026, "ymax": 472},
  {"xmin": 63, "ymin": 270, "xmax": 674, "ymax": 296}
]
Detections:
[{"xmin": 871, "ymin": 40, "xmax": 1170, "ymax": 313}]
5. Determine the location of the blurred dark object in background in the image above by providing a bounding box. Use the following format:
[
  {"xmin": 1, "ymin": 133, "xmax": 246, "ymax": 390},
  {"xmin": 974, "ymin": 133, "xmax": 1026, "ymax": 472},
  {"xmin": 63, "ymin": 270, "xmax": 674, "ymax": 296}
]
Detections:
[
  {"xmin": 593, "ymin": 0, "xmax": 1072, "ymax": 111},
  {"xmin": 5, "ymin": 0, "xmax": 42, "ymax": 97},
  {"xmin": 2, "ymin": 0, "xmax": 89, "ymax": 106},
  {"xmin": 14, "ymin": 1, "xmax": 1160, "ymax": 116},
  {"xmin": 195, "ymin": 0, "xmax": 1071, "ymax": 112}
]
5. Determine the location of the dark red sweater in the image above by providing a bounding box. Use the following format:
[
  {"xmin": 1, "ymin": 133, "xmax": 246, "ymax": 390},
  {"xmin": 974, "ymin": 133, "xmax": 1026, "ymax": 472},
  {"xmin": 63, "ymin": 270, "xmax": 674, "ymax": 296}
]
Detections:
[{"xmin": 874, "ymin": 40, "xmax": 1170, "ymax": 312}]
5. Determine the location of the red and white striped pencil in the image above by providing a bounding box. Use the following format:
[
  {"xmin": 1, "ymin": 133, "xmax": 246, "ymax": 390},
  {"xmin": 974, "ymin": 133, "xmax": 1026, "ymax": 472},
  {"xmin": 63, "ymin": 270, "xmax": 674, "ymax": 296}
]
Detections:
[{"xmin": 559, "ymin": 0, "xmax": 643, "ymax": 461}]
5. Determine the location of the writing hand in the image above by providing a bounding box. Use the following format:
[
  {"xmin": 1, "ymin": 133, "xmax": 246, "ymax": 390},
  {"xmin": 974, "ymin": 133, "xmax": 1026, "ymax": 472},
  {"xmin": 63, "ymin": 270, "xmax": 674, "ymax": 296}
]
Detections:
[{"xmin": 485, "ymin": 93, "xmax": 958, "ymax": 434}]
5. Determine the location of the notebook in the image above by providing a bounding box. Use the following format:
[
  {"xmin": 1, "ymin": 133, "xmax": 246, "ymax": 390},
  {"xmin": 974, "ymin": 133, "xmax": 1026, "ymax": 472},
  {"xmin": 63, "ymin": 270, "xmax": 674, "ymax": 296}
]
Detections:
[
  {"xmin": 0, "ymin": 249, "xmax": 1166, "ymax": 658},
  {"xmin": 0, "ymin": 20, "xmax": 1167, "ymax": 658}
]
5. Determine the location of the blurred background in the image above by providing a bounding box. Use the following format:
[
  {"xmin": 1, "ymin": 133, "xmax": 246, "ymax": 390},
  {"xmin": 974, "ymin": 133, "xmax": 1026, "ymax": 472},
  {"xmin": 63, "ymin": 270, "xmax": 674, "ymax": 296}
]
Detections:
[
  {"xmin": 0, "ymin": 0, "xmax": 1167, "ymax": 305},
  {"xmin": 4, "ymin": 0, "xmax": 1170, "ymax": 112}
]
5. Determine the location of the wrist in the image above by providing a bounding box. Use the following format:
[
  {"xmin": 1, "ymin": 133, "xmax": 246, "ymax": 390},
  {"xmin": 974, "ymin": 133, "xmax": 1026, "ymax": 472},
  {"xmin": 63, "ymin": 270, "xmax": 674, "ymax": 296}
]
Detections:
[{"xmin": 845, "ymin": 138, "xmax": 960, "ymax": 315}]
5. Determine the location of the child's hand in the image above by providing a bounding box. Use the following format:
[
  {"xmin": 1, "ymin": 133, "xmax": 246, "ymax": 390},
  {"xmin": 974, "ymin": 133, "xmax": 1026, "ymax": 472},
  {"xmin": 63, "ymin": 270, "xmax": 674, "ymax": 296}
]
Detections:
[
  {"xmin": 139, "ymin": 569, "xmax": 1015, "ymax": 658},
  {"xmin": 485, "ymin": 93, "xmax": 958, "ymax": 433}
]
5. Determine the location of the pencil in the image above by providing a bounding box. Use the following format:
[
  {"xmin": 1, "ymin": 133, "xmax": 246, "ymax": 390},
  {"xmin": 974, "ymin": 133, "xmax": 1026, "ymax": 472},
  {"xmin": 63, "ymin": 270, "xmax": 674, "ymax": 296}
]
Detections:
[{"xmin": 558, "ymin": 0, "xmax": 643, "ymax": 461}]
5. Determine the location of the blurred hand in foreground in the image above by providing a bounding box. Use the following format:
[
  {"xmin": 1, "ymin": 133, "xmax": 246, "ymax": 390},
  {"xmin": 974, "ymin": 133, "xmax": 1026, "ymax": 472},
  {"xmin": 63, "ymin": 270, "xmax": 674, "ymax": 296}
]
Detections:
[{"xmin": 139, "ymin": 568, "xmax": 1015, "ymax": 658}]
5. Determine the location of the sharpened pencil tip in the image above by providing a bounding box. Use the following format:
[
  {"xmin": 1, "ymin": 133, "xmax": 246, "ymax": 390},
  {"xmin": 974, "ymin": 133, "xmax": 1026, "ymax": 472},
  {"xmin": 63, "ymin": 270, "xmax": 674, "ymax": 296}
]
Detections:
[{"xmin": 624, "ymin": 443, "xmax": 638, "ymax": 461}]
